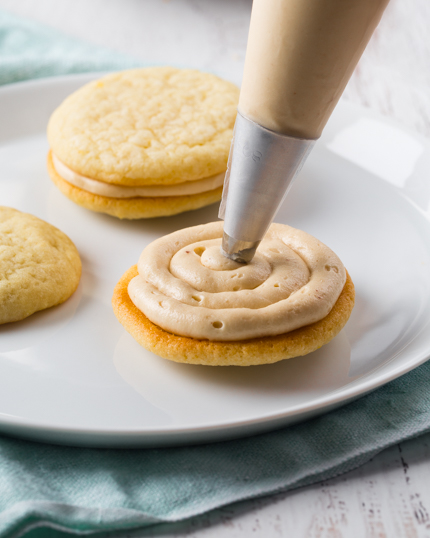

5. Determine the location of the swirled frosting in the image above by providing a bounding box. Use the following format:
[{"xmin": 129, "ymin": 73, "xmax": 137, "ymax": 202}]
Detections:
[
  {"xmin": 128, "ymin": 222, "xmax": 346, "ymax": 341},
  {"xmin": 52, "ymin": 154, "xmax": 225, "ymax": 198}
]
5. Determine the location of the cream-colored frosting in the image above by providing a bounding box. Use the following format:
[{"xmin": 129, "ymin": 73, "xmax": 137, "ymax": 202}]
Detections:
[
  {"xmin": 239, "ymin": 0, "xmax": 389, "ymax": 139},
  {"xmin": 128, "ymin": 222, "xmax": 346, "ymax": 341},
  {"xmin": 52, "ymin": 154, "xmax": 225, "ymax": 198}
]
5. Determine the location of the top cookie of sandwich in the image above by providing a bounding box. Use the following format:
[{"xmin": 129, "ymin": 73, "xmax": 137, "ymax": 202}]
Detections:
[{"xmin": 47, "ymin": 67, "xmax": 239, "ymax": 186}]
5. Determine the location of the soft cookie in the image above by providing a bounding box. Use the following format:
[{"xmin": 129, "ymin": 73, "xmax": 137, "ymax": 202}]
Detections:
[
  {"xmin": 0, "ymin": 207, "xmax": 81, "ymax": 324},
  {"xmin": 112, "ymin": 222, "xmax": 355, "ymax": 366},
  {"xmin": 47, "ymin": 67, "xmax": 239, "ymax": 218}
]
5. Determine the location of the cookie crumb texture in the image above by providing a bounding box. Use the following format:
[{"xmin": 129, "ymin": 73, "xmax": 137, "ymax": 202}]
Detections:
[
  {"xmin": 48, "ymin": 67, "xmax": 239, "ymax": 186},
  {"xmin": 0, "ymin": 207, "xmax": 82, "ymax": 324}
]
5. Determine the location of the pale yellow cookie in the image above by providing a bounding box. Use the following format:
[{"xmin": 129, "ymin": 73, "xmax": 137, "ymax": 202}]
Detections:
[
  {"xmin": 47, "ymin": 67, "xmax": 239, "ymax": 218},
  {"xmin": 0, "ymin": 207, "xmax": 82, "ymax": 324}
]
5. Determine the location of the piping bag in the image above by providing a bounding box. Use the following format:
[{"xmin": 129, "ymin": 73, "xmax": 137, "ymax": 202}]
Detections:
[{"xmin": 219, "ymin": 0, "xmax": 390, "ymax": 263}]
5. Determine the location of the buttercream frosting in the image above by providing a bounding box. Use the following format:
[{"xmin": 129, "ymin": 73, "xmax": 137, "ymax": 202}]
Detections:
[
  {"xmin": 52, "ymin": 154, "xmax": 225, "ymax": 198},
  {"xmin": 128, "ymin": 222, "xmax": 346, "ymax": 341}
]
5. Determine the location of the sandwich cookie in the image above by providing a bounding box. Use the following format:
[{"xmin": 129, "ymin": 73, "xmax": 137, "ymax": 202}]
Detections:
[{"xmin": 47, "ymin": 67, "xmax": 239, "ymax": 218}]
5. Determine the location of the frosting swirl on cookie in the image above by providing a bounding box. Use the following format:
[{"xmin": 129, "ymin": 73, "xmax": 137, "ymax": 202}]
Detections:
[
  {"xmin": 128, "ymin": 222, "xmax": 346, "ymax": 341},
  {"xmin": 52, "ymin": 154, "xmax": 225, "ymax": 198}
]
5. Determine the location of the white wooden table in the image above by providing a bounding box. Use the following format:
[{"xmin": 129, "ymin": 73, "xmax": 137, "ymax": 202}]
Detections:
[{"xmin": 1, "ymin": 1, "xmax": 430, "ymax": 535}]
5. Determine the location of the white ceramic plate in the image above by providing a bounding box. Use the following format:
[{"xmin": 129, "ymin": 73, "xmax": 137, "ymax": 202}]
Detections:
[{"xmin": 1, "ymin": 74, "xmax": 430, "ymax": 447}]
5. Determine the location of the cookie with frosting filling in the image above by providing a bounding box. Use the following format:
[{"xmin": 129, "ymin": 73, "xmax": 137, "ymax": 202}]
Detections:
[
  {"xmin": 0, "ymin": 207, "xmax": 81, "ymax": 324},
  {"xmin": 47, "ymin": 67, "xmax": 239, "ymax": 219},
  {"xmin": 112, "ymin": 222, "xmax": 355, "ymax": 366}
]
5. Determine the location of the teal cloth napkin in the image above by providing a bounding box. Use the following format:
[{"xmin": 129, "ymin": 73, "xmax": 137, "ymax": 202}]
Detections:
[
  {"xmin": 1, "ymin": 8, "xmax": 430, "ymax": 538},
  {"xmin": 0, "ymin": 9, "xmax": 139, "ymax": 84}
]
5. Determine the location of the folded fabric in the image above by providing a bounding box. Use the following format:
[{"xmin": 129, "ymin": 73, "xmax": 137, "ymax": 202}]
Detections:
[
  {"xmin": 0, "ymin": 7, "xmax": 429, "ymax": 538},
  {"xmin": 2, "ymin": 362, "xmax": 430, "ymax": 538},
  {"xmin": 0, "ymin": 9, "xmax": 139, "ymax": 85}
]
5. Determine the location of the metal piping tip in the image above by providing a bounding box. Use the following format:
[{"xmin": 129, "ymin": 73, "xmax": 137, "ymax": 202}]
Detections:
[
  {"xmin": 219, "ymin": 112, "xmax": 315, "ymax": 264},
  {"xmin": 221, "ymin": 231, "xmax": 260, "ymax": 264}
]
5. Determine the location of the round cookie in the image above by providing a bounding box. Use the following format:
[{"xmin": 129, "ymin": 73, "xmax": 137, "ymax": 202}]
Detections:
[
  {"xmin": 112, "ymin": 223, "xmax": 355, "ymax": 366},
  {"xmin": 0, "ymin": 207, "xmax": 82, "ymax": 324},
  {"xmin": 47, "ymin": 67, "xmax": 239, "ymax": 218}
]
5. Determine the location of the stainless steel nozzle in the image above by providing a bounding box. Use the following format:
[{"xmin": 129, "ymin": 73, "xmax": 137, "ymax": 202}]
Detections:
[{"xmin": 219, "ymin": 112, "xmax": 315, "ymax": 263}]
